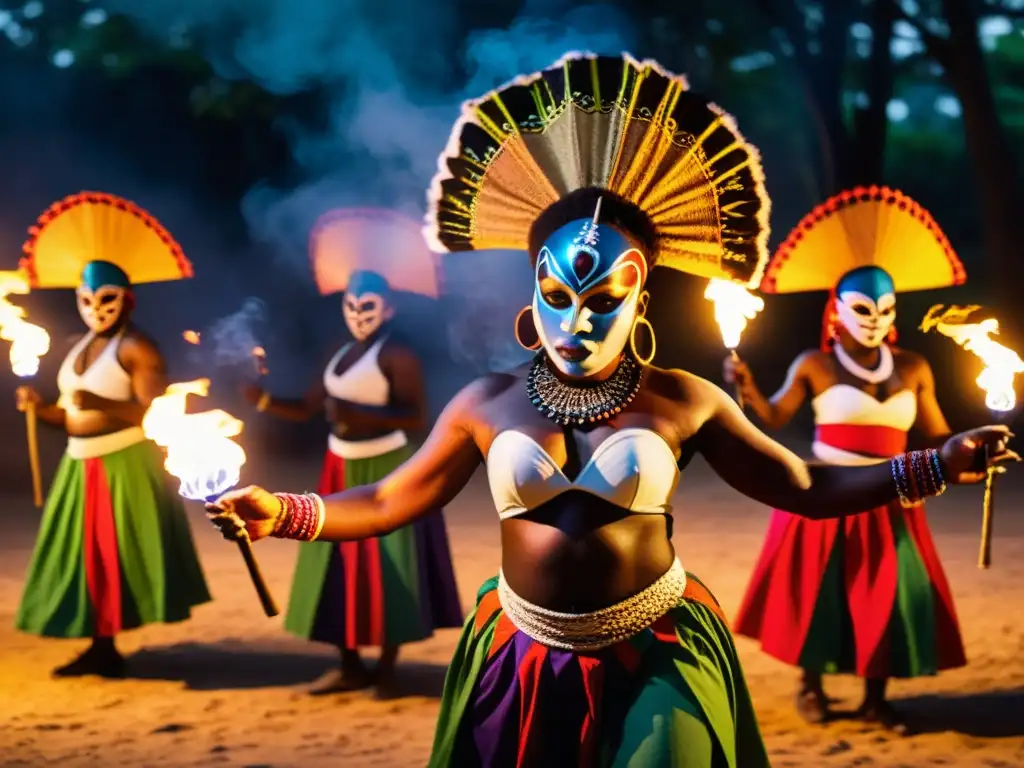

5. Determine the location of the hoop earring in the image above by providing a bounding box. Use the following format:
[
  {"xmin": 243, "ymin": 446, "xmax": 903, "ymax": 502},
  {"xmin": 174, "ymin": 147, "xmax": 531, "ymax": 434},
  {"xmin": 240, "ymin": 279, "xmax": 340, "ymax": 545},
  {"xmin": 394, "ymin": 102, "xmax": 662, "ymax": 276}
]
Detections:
[
  {"xmin": 630, "ymin": 316, "xmax": 656, "ymax": 366},
  {"xmin": 514, "ymin": 305, "xmax": 541, "ymax": 351}
]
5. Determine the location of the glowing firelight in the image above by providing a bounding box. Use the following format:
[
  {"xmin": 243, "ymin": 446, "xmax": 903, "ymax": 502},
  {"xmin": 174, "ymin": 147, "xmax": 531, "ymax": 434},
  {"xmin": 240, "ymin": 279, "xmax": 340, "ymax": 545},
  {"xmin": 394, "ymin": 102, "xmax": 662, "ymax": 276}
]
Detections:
[
  {"xmin": 704, "ymin": 278, "xmax": 765, "ymax": 349},
  {"xmin": 141, "ymin": 379, "xmax": 247, "ymax": 501},
  {"xmin": 0, "ymin": 271, "xmax": 50, "ymax": 377},
  {"xmin": 183, "ymin": 330, "xmax": 200, "ymax": 345},
  {"xmin": 920, "ymin": 305, "xmax": 1023, "ymax": 412},
  {"xmin": 252, "ymin": 346, "xmax": 268, "ymax": 376}
]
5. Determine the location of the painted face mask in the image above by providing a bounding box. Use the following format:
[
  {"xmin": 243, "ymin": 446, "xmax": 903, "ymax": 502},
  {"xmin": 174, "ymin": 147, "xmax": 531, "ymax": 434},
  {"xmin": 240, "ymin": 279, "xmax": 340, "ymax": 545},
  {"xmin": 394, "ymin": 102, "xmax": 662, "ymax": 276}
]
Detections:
[
  {"xmin": 77, "ymin": 261, "xmax": 132, "ymax": 334},
  {"xmin": 834, "ymin": 266, "xmax": 896, "ymax": 348},
  {"xmin": 343, "ymin": 270, "xmax": 394, "ymax": 342},
  {"xmin": 532, "ymin": 203, "xmax": 648, "ymax": 378}
]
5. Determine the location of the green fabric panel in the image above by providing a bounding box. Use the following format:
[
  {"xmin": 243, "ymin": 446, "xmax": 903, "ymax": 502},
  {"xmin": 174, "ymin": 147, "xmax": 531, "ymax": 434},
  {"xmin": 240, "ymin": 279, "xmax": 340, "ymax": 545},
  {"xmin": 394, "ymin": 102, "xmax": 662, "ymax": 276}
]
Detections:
[
  {"xmin": 427, "ymin": 593, "xmax": 498, "ymax": 768},
  {"xmin": 797, "ymin": 527, "xmax": 855, "ymax": 674},
  {"xmin": 15, "ymin": 441, "xmax": 210, "ymax": 638},
  {"xmin": 283, "ymin": 539, "xmax": 336, "ymax": 638},
  {"xmin": 887, "ymin": 509, "xmax": 938, "ymax": 678},
  {"xmin": 345, "ymin": 446, "xmax": 431, "ymax": 646},
  {"xmin": 15, "ymin": 454, "xmax": 92, "ymax": 637}
]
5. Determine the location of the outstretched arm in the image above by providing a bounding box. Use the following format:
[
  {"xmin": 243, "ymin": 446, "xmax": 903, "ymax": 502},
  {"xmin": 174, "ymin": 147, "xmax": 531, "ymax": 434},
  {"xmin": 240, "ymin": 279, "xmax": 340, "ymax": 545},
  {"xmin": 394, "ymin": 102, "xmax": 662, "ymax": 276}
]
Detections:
[
  {"xmin": 211, "ymin": 378, "xmax": 490, "ymax": 543},
  {"xmin": 256, "ymin": 379, "xmax": 326, "ymax": 422},
  {"xmin": 695, "ymin": 379, "xmax": 1013, "ymax": 518},
  {"xmin": 328, "ymin": 344, "xmax": 426, "ymax": 432}
]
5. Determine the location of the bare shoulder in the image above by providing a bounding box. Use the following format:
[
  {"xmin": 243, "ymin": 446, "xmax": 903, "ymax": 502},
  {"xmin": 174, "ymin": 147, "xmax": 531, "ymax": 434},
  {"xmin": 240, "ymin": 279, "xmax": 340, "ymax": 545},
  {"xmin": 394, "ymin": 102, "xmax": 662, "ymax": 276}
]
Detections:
[
  {"xmin": 119, "ymin": 328, "xmax": 164, "ymax": 367},
  {"xmin": 792, "ymin": 348, "xmax": 830, "ymax": 374},
  {"xmin": 380, "ymin": 337, "xmax": 420, "ymax": 366},
  {"xmin": 892, "ymin": 346, "xmax": 933, "ymax": 383},
  {"xmin": 645, "ymin": 366, "xmax": 727, "ymax": 416}
]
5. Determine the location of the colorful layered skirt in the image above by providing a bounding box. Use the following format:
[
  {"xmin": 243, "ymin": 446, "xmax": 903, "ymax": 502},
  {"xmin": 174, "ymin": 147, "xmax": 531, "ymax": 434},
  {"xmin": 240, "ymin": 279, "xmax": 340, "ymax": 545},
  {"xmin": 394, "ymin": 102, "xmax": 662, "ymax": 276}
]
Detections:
[
  {"xmin": 16, "ymin": 429, "xmax": 211, "ymax": 638},
  {"xmin": 428, "ymin": 571, "xmax": 770, "ymax": 768},
  {"xmin": 733, "ymin": 425, "xmax": 966, "ymax": 679},
  {"xmin": 284, "ymin": 433, "xmax": 463, "ymax": 648}
]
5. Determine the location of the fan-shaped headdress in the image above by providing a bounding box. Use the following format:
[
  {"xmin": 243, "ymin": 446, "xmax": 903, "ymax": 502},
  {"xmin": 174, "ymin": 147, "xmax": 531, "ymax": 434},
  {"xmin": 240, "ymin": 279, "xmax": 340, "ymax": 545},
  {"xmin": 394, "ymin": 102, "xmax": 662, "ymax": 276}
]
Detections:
[
  {"xmin": 19, "ymin": 192, "xmax": 192, "ymax": 288},
  {"xmin": 425, "ymin": 52, "xmax": 771, "ymax": 288},
  {"xmin": 310, "ymin": 208, "xmax": 440, "ymax": 298},
  {"xmin": 762, "ymin": 186, "xmax": 965, "ymax": 294},
  {"xmin": 761, "ymin": 185, "xmax": 967, "ymax": 350}
]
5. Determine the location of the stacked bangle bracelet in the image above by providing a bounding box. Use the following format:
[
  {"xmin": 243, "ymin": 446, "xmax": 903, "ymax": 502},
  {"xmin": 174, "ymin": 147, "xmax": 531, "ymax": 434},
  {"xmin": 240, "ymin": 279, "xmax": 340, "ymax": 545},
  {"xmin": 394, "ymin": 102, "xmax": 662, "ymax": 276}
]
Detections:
[
  {"xmin": 890, "ymin": 448, "xmax": 947, "ymax": 508},
  {"xmin": 272, "ymin": 493, "xmax": 326, "ymax": 541}
]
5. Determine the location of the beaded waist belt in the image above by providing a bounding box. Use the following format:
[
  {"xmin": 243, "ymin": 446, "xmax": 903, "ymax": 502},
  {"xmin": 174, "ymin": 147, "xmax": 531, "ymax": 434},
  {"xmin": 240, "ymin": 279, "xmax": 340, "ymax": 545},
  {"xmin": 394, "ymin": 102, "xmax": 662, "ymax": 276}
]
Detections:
[{"xmin": 497, "ymin": 558, "xmax": 687, "ymax": 652}]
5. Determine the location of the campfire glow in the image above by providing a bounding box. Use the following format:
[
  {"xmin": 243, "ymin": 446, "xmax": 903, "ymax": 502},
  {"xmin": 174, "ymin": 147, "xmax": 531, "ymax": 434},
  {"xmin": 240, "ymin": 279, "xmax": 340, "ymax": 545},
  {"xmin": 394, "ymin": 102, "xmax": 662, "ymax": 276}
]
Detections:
[{"xmin": 141, "ymin": 378, "xmax": 247, "ymax": 501}]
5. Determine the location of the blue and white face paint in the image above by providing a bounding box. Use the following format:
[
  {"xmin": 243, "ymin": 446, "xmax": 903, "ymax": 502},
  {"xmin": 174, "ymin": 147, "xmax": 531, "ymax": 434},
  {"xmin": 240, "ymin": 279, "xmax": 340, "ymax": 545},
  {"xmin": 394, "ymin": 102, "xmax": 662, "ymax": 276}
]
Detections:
[
  {"xmin": 835, "ymin": 266, "xmax": 896, "ymax": 348},
  {"xmin": 532, "ymin": 201, "xmax": 649, "ymax": 378},
  {"xmin": 77, "ymin": 261, "xmax": 132, "ymax": 334},
  {"xmin": 343, "ymin": 270, "xmax": 394, "ymax": 342}
]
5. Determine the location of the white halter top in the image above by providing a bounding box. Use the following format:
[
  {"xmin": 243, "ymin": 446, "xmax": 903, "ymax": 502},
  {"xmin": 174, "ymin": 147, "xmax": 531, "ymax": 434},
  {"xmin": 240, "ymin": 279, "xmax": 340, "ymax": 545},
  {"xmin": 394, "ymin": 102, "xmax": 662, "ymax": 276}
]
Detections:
[
  {"xmin": 57, "ymin": 331, "xmax": 133, "ymax": 409},
  {"xmin": 323, "ymin": 337, "xmax": 390, "ymax": 406},
  {"xmin": 811, "ymin": 385, "xmax": 917, "ymax": 465},
  {"xmin": 486, "ymin": 428, "xmax": 680, "ymax": 520}
]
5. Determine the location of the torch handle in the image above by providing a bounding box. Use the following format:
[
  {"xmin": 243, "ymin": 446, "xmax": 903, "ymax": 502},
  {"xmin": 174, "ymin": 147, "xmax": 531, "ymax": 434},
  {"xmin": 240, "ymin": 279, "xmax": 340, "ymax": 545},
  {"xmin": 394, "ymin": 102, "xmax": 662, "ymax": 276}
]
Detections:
[
  {"xmin": 25, "ymin": 401, "xmax": 42, "ymax": 509},
  {"xmin": 235, "ymin": 534, "xmax": 279, "ymax": 617},
  {"xmin": 978, "ymin": 463, "xmax": 1005, "ymax": 570},
  {"xmin": 729, "ymin": 349, "xmax": 745, "ymax": 411}
]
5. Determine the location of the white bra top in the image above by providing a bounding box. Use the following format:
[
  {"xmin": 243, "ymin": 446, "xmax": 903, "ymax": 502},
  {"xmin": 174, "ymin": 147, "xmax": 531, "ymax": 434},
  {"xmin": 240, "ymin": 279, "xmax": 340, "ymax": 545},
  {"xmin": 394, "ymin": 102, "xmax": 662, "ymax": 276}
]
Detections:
[
  {"xmin": 323, "ymin": 337, "xmax": 389, "ymax": 406},
  {"xmin": 57, "ymin": 331, "xmax": 133, "ymax": 409},
  {"xmin": 486, "ymin": 428, "xmax": 681, "ymax": 520},
  {"xmin": 811, "ymin": 384, "xmax": 917, "ymax": 431}
]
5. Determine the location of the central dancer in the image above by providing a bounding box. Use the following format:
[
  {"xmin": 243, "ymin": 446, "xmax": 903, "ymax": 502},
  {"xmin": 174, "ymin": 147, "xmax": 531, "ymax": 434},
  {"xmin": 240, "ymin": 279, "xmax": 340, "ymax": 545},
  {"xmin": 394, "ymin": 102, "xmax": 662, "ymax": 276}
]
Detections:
[{"xmin": 209, "ymin": 54, "xmax": 1015, "ymax": 766}]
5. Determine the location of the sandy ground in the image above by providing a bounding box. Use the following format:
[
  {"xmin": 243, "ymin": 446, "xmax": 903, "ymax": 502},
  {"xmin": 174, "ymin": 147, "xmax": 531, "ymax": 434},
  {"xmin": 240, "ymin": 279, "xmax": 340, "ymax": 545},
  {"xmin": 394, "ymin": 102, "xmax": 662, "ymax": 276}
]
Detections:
[{"xmin": 1, "ymin": 431, "xmax": 1023, "ymax": 768}]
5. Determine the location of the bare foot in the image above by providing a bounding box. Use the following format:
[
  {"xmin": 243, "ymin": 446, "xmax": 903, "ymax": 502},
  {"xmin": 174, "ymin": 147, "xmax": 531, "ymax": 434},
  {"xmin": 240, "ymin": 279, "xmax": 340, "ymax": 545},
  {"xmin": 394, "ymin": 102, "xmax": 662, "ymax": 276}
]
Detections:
[
  {"xmin": 795, "ymin": 688, "xmax": 830, "ymax": 724},
  {"xmin": 307, "ymin": 664, "xmax": 371, "ymax": 695},
  {"xmin": 855, "ymin": 699, "xmax": 910, "ymax": 735},
  {"xmin": 52, "ymin": 644, "xmax": 125, "ymax": 679}
]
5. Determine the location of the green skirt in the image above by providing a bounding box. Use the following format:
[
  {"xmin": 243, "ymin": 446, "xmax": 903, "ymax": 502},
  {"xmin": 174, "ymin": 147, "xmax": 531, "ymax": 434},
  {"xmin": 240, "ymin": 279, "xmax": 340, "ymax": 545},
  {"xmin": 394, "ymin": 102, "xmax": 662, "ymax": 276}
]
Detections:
[
  {"xmin": 16, "ymin": 438, "xmax": 210, "ymax": 638},
  {"xmin": 283, "ymin": 444, "xmax": 463, "ymax": 648},
  {"xmin": 428, "ymin": 574, "xmax": 769, "ymax": 768}
]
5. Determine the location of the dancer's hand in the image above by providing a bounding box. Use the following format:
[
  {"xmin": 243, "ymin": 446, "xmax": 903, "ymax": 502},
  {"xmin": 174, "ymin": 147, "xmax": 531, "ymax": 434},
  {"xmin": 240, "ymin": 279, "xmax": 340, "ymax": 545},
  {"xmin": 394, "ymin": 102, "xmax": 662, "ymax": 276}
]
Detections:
[
  {"xmin": 722, "ymin": 355, "xmax": 756, "ymax": 400},
  {"xmin": 14, "ymin": 386, "xmax": 40, "ymax": 413},
  {"xmin": 69, "ymin": 390, "xmax": 107, "ymax": 411},
  {"xmin": 205, "ymin": 485, "xmax": 281, "ymax": 542},
  {"xmin": 939, "ymin": 426, "xmax": 1018, "ymax": 485}
]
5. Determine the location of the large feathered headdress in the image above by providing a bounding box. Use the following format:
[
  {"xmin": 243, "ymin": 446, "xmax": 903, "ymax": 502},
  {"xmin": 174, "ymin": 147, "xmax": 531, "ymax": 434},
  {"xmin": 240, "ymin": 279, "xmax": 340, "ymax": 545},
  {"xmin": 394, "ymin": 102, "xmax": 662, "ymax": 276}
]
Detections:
[
  {"xmin": 310, "ymin": 208, "xmax": 440, "ymax": 298},
  {"xmin": 20, "ymin": 192, "xmax": 192, "ymax": 288},
  {"xmin": 761, "ymin": 185, "xmax": 966, "ymax": 294},
  {"xmin": 425, "ymin": 52, "xmax": 771, "ymax": 287}
]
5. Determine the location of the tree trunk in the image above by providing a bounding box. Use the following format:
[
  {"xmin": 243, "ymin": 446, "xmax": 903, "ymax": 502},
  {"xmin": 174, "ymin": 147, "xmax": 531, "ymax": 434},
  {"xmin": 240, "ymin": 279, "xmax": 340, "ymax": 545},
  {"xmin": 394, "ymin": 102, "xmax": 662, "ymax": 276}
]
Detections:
[
  {"xmin": 850, "ymin": 0, "xmax": 896, "ymax": 184},
  {"xmin": 941, "ymin": 0, "xmax": 1024, "ymax": 337}
]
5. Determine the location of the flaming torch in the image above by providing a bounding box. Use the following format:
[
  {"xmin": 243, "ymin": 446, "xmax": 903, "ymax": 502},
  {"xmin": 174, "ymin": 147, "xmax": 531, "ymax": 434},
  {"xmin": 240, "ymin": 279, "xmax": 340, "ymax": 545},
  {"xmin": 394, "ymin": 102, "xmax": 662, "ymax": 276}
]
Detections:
[
  {"xmin": 142, "ymin": 379, "xmax": 278, "ymax": 616},
  {"xmin": 704, "ymin": 278, "xmax": 765, "ymax": 409},
  {"xmin": 920, "ymin": 305, "xmax": 1023, "ymax": 569},
  {"xmin": 0, "ymin": 271, "xmax": 51, "ymax": 508}
]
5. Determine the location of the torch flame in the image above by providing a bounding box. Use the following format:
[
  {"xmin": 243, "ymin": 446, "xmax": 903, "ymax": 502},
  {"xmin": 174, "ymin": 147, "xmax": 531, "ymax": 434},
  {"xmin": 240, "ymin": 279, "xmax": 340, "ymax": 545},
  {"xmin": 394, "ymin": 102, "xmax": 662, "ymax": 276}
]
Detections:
[
  {"xmin": 252, "ymin": 346, "xmax": 268, "ymax": 376},
  {"xmin": 0, "ymin": 271, "xmax": 51, "ymax": 378},
  {"xmin": 141, "ymin": 378, "xmax": 247, "ymax": 501},
  {"xmin": 920, "ymin": 305, "xmax": 1023, "ymax": 412},
  {"xmin": 704, "ymin": 278, "xmax": 765, "ymax": 349},
  {"xmin": 183, "ymin": 330, "xmax": 201, "ymax": 345}
]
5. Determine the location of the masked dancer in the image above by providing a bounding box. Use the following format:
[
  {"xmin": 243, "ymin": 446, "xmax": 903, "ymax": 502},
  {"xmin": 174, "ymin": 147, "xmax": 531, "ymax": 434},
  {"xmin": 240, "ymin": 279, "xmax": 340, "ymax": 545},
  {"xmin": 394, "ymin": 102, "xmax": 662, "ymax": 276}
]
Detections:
[
  {"xmin": 211, "ymin": 57, "xmax": 1014, "ymax": 766},
  {"xmin": 243, "ymin": 208, "xmax": 462, "ymax": 697},
  {"xmin": 726, "ymin": 187, "xmax": 971, "ymax": 731},
  {"xmin": 14, "ymin": 192, "xmax": 210, "ymax": 678}
]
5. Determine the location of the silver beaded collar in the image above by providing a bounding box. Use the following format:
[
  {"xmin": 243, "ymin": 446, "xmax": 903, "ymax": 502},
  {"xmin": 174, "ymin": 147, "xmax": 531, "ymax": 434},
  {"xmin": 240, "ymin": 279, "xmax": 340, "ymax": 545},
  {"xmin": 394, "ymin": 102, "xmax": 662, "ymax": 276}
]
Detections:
[{"xmin": 525, "ymin": 353, "xmax": 643, "ymax": 426}]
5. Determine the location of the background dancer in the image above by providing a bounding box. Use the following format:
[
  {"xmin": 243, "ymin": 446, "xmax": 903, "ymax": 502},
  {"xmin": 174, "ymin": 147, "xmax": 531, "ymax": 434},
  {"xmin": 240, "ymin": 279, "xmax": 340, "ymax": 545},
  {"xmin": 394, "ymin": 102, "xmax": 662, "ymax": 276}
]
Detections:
[
  {"xmin": 14, "ymin": 192, "xmax": 210, "ymax": 678},
  {"xmin": 209, "ymin": 55, "xmax": 1016, "ymax": 766},
  {"xmin": 726, "ymin": 187, "xmax": 970, "ymax": 732},
  {"xmin": 244, "ymin": 208, "xmax": 462, "ymax": 697}
]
